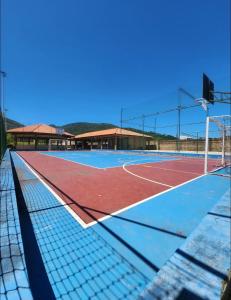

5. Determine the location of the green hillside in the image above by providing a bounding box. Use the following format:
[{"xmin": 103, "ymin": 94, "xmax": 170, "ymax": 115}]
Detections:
[
  {"xmin": 62, "ymin": 122, "xmax": 117, "ymax": 135},
  {"xmin": 6, "ymin": 118, "xmax": 24, "ymax": 130},
  {"xmin": 61, "ymin": 122, "xmax": 175, "ymax": 139},
  {"xmin": 125, "ymin": 127, "xmax": 176, "ymax": 140},
  {"xmin": 7, "ymin": 118, "xmax": 175, "ymax": 140}
]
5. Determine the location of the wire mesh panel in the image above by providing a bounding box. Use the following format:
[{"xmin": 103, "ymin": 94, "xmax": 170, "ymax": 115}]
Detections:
[
  {"xmin": 121, "ymin": 88, "xmax": 209, "ymax": 152},
  {"xmin": 121, "ymin": 79, "xmax": 230, "ymax": 154}
]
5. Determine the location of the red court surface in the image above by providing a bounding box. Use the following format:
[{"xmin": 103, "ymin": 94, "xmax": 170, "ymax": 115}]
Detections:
[{"xmin": 17, "ymin": 151, "xmax": 217, "ymax": 225}]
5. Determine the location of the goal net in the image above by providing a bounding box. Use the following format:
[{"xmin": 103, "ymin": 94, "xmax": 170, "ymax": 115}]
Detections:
[{"xmin": 204, "ymin": 115, "xmax": 231, "ymax": 177}]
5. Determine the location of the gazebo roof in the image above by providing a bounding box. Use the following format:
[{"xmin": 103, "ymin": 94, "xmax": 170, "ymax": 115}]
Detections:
[
  {"xmin": 7, "ymin": 124, "xmax": 73, "ymax": 137},
  {"xmin": 75, "ymin": 128, "xmax": 152, "ymax": 139}
]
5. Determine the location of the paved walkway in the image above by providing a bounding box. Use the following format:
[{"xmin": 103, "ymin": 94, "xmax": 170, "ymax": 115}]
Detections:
[{"xmin": 140, "ymin": 187, "xmax": 230, "ymax": 299}]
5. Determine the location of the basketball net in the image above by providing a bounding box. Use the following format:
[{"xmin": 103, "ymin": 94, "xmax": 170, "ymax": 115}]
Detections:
[{"xmin": 195, "ymin": 98, "xmax": 209, "ymax": 112}]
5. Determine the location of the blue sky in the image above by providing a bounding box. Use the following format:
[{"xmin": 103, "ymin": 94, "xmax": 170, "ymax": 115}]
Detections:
[{"xmin": 1, "ymin": 0, "xmax": 230, "ymax": 135}]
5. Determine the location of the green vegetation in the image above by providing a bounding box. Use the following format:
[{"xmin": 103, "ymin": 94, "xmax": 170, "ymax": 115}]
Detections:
[{"xmin": 7, "ymin": 133, "xmax": 14, "ymax": 145}]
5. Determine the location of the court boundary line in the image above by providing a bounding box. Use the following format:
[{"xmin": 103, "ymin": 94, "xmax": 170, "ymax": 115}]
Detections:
[
  {"xmin": 15, "ymin": 153, "xmax": 89, "ymax": 228},
  {"xmin": 15, "ymin": 152, "xmax": 210, "ymax": 229},
  {"xmin": 39, "ymin": 152, "xmax": 103, "ymax": 169},
  {"xmin": 39, "ymin": 151, "xmax": 178, "ymax": 170},
  {"xmin": 86, "ymin": 172, "xmax": 207, "ymax": 227}
]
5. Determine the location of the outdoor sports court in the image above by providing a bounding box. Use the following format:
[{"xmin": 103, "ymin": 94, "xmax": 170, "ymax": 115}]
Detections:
[
  {"xmin": 1, "ymin": 149, "xmax": 229, "ymax": 299},
  {"xmin": 16, "ymin": 150, "xmax": 219, "ymax": 226}
]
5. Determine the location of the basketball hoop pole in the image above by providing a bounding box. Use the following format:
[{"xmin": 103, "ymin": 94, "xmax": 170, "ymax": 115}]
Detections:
[
  {"xmin": 204, "ymin": 116, "xmax": 210, "ymax": 174},
  {"xmin": 221, "ymin": 128, "xmax": 226, "ymax": 166},
  {"xmin": 206, "ymin": 103, "xmax": 209, "ymax": 117}
]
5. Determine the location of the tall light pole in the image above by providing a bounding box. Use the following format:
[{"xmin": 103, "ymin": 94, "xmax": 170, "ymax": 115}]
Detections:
[{"xmin": 153, "ymin": 118, "xmax": 157, "ymax": 134}]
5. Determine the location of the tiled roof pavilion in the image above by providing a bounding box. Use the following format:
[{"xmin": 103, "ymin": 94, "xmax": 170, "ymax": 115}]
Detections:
[
  {"xmin": 7, "ymin": 124, "xmax": 73, "ymax": 150},
  {"xmin": 7, "ymin": 124, "xmax": 73, "ymax": 137},
  {"xmin": 75, "ymin": 128, "xmax": 152, "ymax": 139},
  {"xmin": 74, "ymin": 127, "xmax": 152, "ymax": 150}
]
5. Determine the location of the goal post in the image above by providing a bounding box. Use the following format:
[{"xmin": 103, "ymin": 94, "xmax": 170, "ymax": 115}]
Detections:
[
  {"xmin": 48, "ymin": 139, "xmax": 68, "ymax": 151},
  {"xmin": 204, "ymin": 115, "xmax": 231, "ymax": 176}
]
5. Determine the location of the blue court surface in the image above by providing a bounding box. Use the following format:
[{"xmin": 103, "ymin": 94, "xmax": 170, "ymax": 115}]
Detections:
[
  {"xmin": 41, "ymin": 150, "xmax": 177, "ymax": 168},
  {"xmin": 1, "ymin": 150, "xmax": 230, "ymax": 299}
]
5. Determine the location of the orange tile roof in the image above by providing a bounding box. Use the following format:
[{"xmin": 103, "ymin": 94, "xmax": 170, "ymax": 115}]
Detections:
[
  {"xmin": 7, "ymin": 124, "xmax": 73, "ymax": 137},
  {"xmin": 75, "ymin": 128, "xmax": 152, "ymax": 139}
]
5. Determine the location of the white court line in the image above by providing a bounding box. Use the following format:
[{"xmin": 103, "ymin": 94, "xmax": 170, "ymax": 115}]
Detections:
[
  {"xmin": 122, "ymin": 160, "xmax": 173, "ymax": 188},
  {"xmin": 39, "ymin": 152, "xmax": 103, "ymax": 169},
  {"xmin": 86, "ymin": 172, "xmax": 207, "ymax": 227},
  {"xmin": 39, "ymin": 151, "xmax": 178, "ymax": 170},
  {"xmin": 142, "ymin": 164, "xmax": 200, "ymax": 175},
  {"xmin": 15, "ymin": 152, "xmax": 207, "ymax": 229},
  {"xmin": 16, "ymin": 153, "xmax": 89, "ymax": 228}
]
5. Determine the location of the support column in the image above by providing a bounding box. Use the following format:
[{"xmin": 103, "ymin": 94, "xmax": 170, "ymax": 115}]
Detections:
[
  {"xmin": 100, "ymin": 138, "xmax": 103, "ymax": 150},
  {"xmin": 35, "ymin": 137, "xmax": 38, "ymax": 150},
  {"xmin": 114, "ymin": 135, "xmax": 117, "ymax": 150},
  {"xmin": 90, "ymin": 139, "xmax": 92, "ymax": 150}
]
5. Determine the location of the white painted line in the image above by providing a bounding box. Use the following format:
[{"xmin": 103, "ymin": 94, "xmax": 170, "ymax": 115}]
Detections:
[
  {"xmin": 122, "ymin": 160, "xmax": 173, "ymax": 188},
  {"xmin": 39, "ymin": 151, "xmax": 178, "ymax": 170},
  {"xmin": 16, "ymin": 153, "xmax": 90, "ymax": 229},
  {"xmin": 86, "ymin": 172, "xmax": 207, "ymax": 226},
  {"xmin": 142, "ymin": 165, "xmax": 200, "ymax": 175},
  {"xmin": 39, "ymin": 152, "xmax": 102, "ymax": 169}
]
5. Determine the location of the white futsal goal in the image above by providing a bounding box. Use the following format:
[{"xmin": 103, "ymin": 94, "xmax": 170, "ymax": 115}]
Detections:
[
  {"xmin": 204, "ymin": 115, "xmax": 231, "ymax": 176},
  {"xmin": 48, "ymin": 139, "xmax": 67, "ymax": 151}
]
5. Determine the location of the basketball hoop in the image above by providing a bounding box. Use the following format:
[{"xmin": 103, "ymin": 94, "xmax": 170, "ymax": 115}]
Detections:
[{"xmin": 195, "ymin": 98, "xmax": 209, "ymax": 112}]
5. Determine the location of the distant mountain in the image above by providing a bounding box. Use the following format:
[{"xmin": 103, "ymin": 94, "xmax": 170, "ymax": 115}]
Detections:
[
  {"xmin": 61, "ymin": 122, "xmax": 117, "ymax": 135},
  {"xmin": 7, "ymin": 118, "xmax": 175, "ymax": 140},
  {"xmin": 6, "ymin": 118, "xmax": 24, "ymax": 130},
  {"xmin": 60, "ymin": 122, "xmax": 175, "ymax": 139},
  {"xmin": 125, "ymin": 127, "xmax": 176, "ymax": 140}
]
